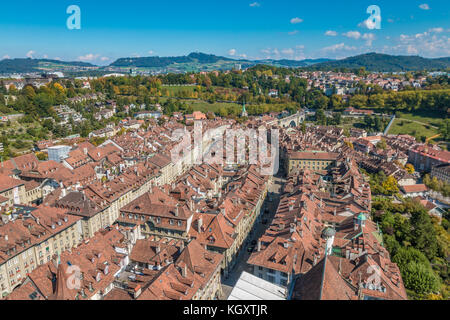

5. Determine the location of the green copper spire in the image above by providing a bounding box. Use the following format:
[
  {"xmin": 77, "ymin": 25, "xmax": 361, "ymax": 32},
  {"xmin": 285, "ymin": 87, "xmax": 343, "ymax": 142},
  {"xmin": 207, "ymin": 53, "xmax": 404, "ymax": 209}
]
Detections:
[{"xmin": 241, "ymin": 101, "xmax": 248, "ymax": 117}]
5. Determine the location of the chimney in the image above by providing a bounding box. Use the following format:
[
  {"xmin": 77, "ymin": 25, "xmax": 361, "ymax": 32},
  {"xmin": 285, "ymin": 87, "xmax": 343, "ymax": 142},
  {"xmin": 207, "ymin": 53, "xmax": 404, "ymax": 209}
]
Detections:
[
  {"xmin": 134, "ymin": 285, "xmax": 142, "ymax": 299},
  {"xmin": 198, "ymin": 217, "xmax": 203, "ymax": 233},
  {"xmin": 83, "ymin": 148, "xmax": 88, "ymax": 155},
  {"xmin": 4, "ymin": 235, "xmax": 8, "ymax": 242},
  {"xmin": 181, "ymin": 264, "xmax": 187, "ymax": 278},
  {"xmin": 257, "ymin": 240, "xmax": 261, "ymax": 252},
  {"xmin": 155, "ymin": 246, "xmax": 161, "ymax": 254},
  {"xmin": 174, "ymin": 207, "xmax": 179, "ymax": 217},
  {"xmin": 313, "ymin": 253, "xmax": 318, "ymax": 266}
]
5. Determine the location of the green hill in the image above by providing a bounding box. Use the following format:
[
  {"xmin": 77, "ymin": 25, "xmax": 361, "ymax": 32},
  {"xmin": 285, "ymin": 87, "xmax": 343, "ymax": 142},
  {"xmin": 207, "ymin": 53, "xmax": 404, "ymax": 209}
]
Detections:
[
  {"xmin": 308, "ymin": 53, "xmax": 450, "ymax": 72},
  {"xmin": 0, "ymin": 58, "xmax": 97, "ymax": 74}
]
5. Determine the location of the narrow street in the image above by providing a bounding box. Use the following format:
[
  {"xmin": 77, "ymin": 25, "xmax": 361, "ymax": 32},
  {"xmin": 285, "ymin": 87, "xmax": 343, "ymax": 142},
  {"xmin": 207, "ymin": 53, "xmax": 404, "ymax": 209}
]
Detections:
[{"xmin": 220, "ymin": 171, "xmax": 287, "ymax": 300}]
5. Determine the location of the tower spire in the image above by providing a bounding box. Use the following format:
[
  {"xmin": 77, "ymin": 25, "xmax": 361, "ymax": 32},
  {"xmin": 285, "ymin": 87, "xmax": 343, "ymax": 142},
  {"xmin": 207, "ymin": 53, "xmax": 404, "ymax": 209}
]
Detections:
[{"xmin": 241, "ymin": 100, "xmax": 248, "ymax": 118}]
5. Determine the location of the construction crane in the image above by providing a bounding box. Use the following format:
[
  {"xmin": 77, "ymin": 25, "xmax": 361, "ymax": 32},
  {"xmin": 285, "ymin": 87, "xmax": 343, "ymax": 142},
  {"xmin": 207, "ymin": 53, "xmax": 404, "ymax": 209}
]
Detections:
[{"xmin": 426, "ymin": 134, "xmax": 441, "ymax": 144}]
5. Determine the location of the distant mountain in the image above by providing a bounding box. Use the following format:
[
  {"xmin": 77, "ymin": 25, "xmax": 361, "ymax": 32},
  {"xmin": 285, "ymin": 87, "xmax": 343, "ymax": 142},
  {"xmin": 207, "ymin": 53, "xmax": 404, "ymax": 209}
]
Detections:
[
  {"xmin": 308, "ymin": 53, "xmax": 450, "ymax": 72},
  {"xmin": 109, "ymin": 52, "xmax": 333, "ymax": 70},
  {"xmin": 110, "ymin": 52, "xmax": 235, "ymax": 68},
  {"xmin": 2, "ymin": 52, "xmax": 448, "ymax": 75},
  {"xmin": 256, "ymin": 58, "xmax": 333, "ymax": 68},
  {"xmin": 0, "ymin": 58, "xmax": 97, "ymax": 74}
]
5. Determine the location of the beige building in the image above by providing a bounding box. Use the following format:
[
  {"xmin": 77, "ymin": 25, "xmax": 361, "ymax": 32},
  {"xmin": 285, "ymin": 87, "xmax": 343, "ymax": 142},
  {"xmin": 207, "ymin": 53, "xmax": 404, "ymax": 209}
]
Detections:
[
  {"xmin": 0, "ymin": 206, "xmax": 82, "ymax": 297},
  {"xmin": 287, "ymin": 151, "xmax": 339, "ymax": 175}
]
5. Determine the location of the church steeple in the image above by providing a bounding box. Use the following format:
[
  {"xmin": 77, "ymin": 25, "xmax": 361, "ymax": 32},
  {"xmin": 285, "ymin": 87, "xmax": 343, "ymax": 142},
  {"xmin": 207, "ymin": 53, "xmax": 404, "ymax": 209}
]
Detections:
[{"xmin": 241, "ymin": 101, "xmax": 248, "ymax": 118}]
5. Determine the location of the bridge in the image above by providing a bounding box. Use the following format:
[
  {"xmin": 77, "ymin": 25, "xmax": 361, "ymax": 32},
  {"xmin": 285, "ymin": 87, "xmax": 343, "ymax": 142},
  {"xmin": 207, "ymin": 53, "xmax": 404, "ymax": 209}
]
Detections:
[
  {"xmin": 266, "ymin": 112, "xmax": 306, "ymax": 128},
  {"xmin": 383, "ymin": 115, "xmax": 396, "ymax": 136}
]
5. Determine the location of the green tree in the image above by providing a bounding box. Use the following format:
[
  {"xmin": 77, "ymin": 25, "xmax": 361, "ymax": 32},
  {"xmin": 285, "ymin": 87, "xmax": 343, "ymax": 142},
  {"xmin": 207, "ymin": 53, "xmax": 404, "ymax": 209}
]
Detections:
[
  {"xmin": 411, "ymin": 210, "xmax": 439, "ymax": 260},
  {"xmin": 402, "ymin": 261, "xmax": 440, "ymax": 295}
]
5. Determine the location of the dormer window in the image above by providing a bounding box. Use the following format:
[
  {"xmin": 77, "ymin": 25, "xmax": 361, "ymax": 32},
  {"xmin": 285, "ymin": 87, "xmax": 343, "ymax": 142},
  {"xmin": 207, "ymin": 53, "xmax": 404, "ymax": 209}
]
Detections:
[
  {"xmin": 64, "ymin": 217, "xmax": 68, "ymax": 223},
  {"xmin": 51, "ymin": 224, "xmax": 56, "ymax": 229}
]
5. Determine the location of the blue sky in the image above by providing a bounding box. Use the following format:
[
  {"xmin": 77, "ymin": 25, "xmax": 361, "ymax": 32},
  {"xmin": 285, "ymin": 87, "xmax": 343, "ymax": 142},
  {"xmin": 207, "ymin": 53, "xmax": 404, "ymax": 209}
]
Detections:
[{"xmin": 0, "ymin": 0, "xmax": 449, "ymax": 65}]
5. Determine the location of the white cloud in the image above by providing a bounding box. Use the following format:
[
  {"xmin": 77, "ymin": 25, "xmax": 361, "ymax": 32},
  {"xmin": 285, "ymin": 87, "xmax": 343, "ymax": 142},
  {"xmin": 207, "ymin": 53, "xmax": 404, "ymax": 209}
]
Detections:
[
  {"xmin": 358, "ymin": 19, "xmax": 372, "ymax": 29},
  {"xmin": 288, "ymin": 30, "xmax": 299, "ymax": 35},
  {"xmin": 429, "ymin": 27, "xmax": 444, "ymax": 33},
  {"xmin": 78, "ymin": 53, "xmax": 100, "ymax": 61},
  {"xmin": 26, "ymin": 50, "xmax": 35, "ymax": 58},
  {"xmin": 228, "ymin": 49, "xmax": 247, "ymax": 59},
  {"xmin": 406, "ymin": 45, "xmax": 419, "ymax": 54},
  {"xmin": 290, "ymin": 17, "xmax": 303, "ymax": 24},
  {"xmin": 387, "ymin": 19, "xmax": 394, "ymax": 23},
  {"xmin": 100, "ymin": 57, "xmax": 110, "ymax": 61},
  {"xmin": 362, "ymin": 33, "xmax": 376, "ymax": 46},
  {"xmin": 325, "ymin": 30, "xmax": 337, "ymax": 36},
  {"xmin": 261, "ymin": 46, "xmax": 306, "ymax": 60},
  {"xmin": 419, "ymin": 4, "xmax": 430, "ymax": 10},
  {"xmin": 321, "ymin": 43, "xmax": 357, "ymax": 53},
  {"xmin": 43, "ymin": 54, "xmax": 48, "ymax": 59},
  {"xmin": 249, "ymin": 2, "xmax": 260, "ymax": 7},
  {"xmin": 343, "ymin": 31, "xmax": 361, "ymax": 39},
  {"xmin": 282, "ymin": 48, "xmax": 294, "ymax": 56},
  {"xmin": 2, "ymin": 55, "xmax": 10, "ymax": 59},
  {"xmin": 148, "ymin": 50, "xmax": 155, "ymax": 55},
  {"xmin": 390, "ymin": 31, "xmax": 450, "ymax": 57}
]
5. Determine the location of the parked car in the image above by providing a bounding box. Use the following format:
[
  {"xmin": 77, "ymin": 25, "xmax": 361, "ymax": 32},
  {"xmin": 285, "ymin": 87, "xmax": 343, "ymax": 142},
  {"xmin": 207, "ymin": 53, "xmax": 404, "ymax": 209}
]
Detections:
[{"xmin": 247, "ymin": 246, "xmax": 255, "ymax": 253}]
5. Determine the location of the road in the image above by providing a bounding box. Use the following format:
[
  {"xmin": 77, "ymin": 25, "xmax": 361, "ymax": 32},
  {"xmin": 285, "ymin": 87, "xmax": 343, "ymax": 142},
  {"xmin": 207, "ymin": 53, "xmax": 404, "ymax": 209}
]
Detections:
[{"xmin": 219, "ymin": 171, "xmax": 286, "ymax": 300}]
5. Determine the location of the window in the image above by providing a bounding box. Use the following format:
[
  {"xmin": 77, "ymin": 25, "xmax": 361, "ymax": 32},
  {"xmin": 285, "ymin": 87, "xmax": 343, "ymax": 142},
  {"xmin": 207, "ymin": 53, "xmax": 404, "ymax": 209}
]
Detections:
[
  {"xmin": 280, "ymin": 279, "xmax": 287, "ymax": 287},
  {"xmin": 267, "ymin": 275, "xmax": 275, "ymax": 283}
]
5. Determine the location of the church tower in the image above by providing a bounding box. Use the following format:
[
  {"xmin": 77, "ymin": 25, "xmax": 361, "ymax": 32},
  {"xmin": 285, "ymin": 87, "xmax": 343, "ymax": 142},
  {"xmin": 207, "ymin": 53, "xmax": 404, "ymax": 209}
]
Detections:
[{"xmin": 241, "ymin": 101, "xmax": 248, "ymax": 118}]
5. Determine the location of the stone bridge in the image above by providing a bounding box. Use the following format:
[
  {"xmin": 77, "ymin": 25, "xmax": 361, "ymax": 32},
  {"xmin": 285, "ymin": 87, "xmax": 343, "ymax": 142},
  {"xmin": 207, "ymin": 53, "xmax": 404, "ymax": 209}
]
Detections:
[{"xmin": 266, "ymin": 112, "xmax": 306, "ymax": 128}]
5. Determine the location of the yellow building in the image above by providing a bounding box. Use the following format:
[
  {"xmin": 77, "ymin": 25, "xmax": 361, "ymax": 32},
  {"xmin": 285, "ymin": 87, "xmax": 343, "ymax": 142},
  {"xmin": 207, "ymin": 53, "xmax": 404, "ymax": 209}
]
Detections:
[{"xmin": 287, "ymin": 151, "xmax": 339, "ymax": 175}]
